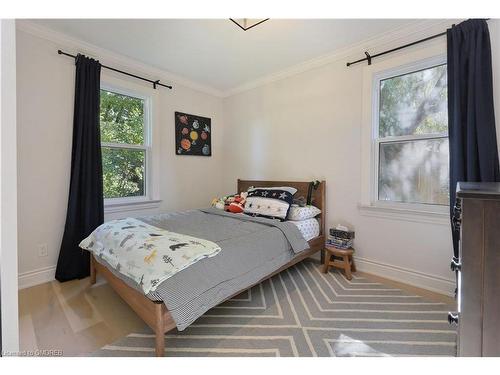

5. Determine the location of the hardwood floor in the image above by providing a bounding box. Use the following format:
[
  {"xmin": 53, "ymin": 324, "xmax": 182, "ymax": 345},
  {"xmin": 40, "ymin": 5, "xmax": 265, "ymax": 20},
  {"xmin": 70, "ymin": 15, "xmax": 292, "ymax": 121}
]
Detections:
[
  {"xmin": 18, "ymin": 271, "xmax": 455, "ymax": 356},
  {"xmin": 18, "ymin": 275, "xmax": 144, "ymax": 356}
]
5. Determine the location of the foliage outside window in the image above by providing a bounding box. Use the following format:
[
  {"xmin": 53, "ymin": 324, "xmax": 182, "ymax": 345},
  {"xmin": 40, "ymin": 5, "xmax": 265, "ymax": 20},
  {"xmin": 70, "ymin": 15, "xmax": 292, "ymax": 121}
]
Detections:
[
  {"xmin": 376, "ymin": 63, "xmax": 449, "ymax": 206},
  {"xmin": 100, "ymin": 89, "xmax": 148, "ymax": 200}
]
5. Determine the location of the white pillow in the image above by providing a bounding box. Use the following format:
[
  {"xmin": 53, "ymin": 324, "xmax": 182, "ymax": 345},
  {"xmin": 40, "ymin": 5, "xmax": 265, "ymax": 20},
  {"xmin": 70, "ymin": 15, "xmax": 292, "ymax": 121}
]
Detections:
[
  {"xmin": 248, "ymin": 186, "xmax": 298, "ymax": 195},
  {"xmin": 287, "ymin": 204, "xmax": 321, "ymax": 221},
  {"xmin": 290, "ymin": 218, "xmax": 320, "ymax": 241}
]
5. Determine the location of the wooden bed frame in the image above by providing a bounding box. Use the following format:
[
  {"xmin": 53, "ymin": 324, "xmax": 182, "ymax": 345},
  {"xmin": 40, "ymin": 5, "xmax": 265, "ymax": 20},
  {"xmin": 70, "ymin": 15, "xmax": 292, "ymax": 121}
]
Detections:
[{"xmin": 90, "ymin": 179, "xmax": 326, "ymax": 356}]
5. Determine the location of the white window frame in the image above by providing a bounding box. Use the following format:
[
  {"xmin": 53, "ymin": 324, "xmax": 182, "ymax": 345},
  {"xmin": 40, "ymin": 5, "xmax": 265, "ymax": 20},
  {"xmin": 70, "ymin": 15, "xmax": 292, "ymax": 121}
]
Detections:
[
  {"xmin": 100, "ymin": 83, "xmax": 153, "ymax": 207},
  {"xmin": 371, "ymin": 55, "xmax": 448, "ymax": 213}
]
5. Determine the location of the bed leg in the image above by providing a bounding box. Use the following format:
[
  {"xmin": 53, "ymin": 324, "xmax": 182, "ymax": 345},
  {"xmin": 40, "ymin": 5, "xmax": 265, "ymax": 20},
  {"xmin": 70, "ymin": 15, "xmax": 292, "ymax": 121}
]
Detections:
[
  {"xmin": 155, "ymin": 329, "xmax": 165, "ymax": 357},
  {"xmin": 90, "ymin": 255, "xmax": 97, "ymax": 285},
  {"xmin": 154, "ymin": 304, "xmax": 165, "ymax": 357}
]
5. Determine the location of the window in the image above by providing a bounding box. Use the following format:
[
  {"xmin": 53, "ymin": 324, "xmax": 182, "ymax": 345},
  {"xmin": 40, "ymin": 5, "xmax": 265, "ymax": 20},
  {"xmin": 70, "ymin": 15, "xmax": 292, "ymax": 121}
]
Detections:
[
  {"xmin": 100, "ymin": 87, "xmax": 150, "ymax": 201},
  {"xmin": 374, "ymin": 61, "xmax": 449, "ymax": 207}
]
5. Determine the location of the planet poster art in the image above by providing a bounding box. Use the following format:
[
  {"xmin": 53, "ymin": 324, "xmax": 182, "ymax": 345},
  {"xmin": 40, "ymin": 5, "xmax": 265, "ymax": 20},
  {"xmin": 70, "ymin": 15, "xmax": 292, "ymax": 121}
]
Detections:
[{"xmin": 174, "ymin": 112, "xmax": 212, "ymax": 156}]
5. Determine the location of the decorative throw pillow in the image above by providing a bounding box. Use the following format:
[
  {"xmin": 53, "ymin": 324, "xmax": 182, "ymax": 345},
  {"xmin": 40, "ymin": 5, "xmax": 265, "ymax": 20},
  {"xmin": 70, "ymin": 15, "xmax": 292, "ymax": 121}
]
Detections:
[
  {"xmin": 244, "ymin": 188, "xmax": 294, "ymax": 220},
  {"xmin": 248, "ymin": 186, "xmax": 298, "ymax": 195},
  {"xmin": 287, "ymin": 204, "xmax": 321, "ymax": 221}
]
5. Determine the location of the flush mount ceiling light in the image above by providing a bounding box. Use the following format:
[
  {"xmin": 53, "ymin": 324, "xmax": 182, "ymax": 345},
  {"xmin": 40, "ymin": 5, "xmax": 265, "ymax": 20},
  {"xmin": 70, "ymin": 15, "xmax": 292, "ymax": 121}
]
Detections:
[{"xmin": 230, "ymin": 18, "xmax": 269, "ymax": 31}]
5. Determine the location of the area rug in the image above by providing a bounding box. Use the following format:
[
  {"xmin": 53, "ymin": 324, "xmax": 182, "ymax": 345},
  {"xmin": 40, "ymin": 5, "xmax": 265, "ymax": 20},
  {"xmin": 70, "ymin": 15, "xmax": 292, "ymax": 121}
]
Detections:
[{"xmin": 93, "ymin": 259, "xmax": 457, "ymax": 357}]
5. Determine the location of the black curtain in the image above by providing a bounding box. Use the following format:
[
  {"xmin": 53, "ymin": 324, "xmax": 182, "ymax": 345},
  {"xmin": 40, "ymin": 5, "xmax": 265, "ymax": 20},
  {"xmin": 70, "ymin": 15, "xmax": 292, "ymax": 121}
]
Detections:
[
  {"xmin": 55, "ymin": 54, "xmax": 103, "ymax": 282},
  {"xmin": 447, "ymin": 19, "xmax": 500, "ymax": 263}
]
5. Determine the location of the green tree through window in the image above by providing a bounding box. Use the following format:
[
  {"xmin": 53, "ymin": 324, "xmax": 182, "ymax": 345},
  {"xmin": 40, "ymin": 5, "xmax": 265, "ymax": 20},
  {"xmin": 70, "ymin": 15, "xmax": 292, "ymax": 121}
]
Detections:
[
  {"xmin": 376, "ymin": 63, "xmax": 449, "ymax": 206},
  {"xmin": 100, "ymin": 89, "xmax": 147, "ymax": 199}
]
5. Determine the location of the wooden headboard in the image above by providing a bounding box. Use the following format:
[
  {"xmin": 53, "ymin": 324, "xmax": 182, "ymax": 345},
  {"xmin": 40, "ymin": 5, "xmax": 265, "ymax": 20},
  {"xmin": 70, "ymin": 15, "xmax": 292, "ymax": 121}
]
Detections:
[{"xmin": 237, "ymin": 179, "xmax": 326, "ymax": 236}]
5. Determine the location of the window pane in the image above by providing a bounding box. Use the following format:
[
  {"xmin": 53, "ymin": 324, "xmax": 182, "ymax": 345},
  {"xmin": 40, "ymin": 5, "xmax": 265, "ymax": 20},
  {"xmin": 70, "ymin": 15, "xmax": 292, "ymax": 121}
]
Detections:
[
  {"xmin": 102, "ymin": 147, "xmax": 145, "ymax": 199},
  {"xmin": 100, "ymin": 89, "xmax": 144, "ymax": 145},
  {"xmin": 378, "ymin": 138, "xmax": 449, "ymax": 205},
  {"xmin": 379, "ymin": 64, "xmax": 447, "ymax": 137}
]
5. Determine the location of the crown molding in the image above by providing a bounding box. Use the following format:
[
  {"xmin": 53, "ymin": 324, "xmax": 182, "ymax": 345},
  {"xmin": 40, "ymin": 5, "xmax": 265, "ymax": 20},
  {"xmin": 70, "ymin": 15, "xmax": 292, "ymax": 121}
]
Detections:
[
  {"xmin": 15, "ymin": 20, "xmax": 226, "ymax": 98},
  {"xmin": 223, "ymin": 19, "xmax": 460, "ymax": 97},
  {"xmin": 16, "ymin": 19, "xmax": 461, "ymax": 99}
]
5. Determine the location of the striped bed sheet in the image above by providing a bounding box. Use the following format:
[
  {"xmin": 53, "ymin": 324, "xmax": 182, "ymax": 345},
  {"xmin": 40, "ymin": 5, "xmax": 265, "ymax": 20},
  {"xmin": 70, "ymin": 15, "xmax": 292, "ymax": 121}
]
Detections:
[{"xmin": 92, "ymin": 208, "xmax": 311, "ymax": 331}]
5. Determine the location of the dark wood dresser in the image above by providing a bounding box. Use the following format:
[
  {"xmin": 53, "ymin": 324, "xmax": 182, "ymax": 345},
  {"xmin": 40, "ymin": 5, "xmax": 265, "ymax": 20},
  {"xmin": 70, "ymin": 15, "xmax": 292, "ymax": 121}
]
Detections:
[{"xmin": 451, "ymin": 182, "xmax": 500, "ymax": 356}]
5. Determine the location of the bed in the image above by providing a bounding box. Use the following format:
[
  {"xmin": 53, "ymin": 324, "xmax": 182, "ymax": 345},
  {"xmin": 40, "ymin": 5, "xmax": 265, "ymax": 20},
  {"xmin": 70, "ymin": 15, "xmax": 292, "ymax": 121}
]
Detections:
[{"xmin": 88, "ymin": 179, "xmax": 326, "ymax": 356}]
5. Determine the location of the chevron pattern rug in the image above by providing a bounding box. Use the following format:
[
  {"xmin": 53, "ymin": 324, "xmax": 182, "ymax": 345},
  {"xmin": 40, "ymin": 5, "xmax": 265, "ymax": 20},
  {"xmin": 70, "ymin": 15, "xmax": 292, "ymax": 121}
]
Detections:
[{"xmin": 93, "ymin": 259, "xmax": 457, "ymax": 357}]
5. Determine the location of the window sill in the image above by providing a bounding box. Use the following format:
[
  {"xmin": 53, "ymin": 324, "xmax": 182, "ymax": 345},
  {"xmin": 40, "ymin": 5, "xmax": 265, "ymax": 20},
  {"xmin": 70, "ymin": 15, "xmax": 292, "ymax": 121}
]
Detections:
[
  {"xmin": 104, "ymin": 199, "xmax": 162, "ymax": 214},
  {"xmin": 357, "ymin": 203, "xmax": 450, "ymax": 226}
]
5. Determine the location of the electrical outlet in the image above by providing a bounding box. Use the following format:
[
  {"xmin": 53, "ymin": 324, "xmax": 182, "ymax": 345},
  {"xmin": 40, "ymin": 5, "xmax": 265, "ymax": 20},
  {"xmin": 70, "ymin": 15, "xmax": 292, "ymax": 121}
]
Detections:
[{"xmin": 38, "ymin": 244, "xmax": 48, "ymax": 257}]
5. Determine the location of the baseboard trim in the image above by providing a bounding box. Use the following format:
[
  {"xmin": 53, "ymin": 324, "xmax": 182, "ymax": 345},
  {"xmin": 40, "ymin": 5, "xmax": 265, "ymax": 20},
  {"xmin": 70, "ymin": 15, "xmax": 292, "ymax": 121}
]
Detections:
[
  {"xmin": 18, "ymin": 265, "xmax": 56, "ymax": 289},
  {"xmin": 18, "ymin": 256, "xmax": 455, "ymax": 296},
  {"xmin": 355, "ymin": 256, "xmax": 455, "ymax": 297}
]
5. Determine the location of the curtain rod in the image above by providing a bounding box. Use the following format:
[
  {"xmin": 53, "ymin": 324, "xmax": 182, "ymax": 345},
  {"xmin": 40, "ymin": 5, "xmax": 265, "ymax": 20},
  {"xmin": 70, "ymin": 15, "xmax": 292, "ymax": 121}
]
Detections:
[
  {"xmin": 347, "ymin": 19, "xmax": 490, "ymax": 67},
  {"xmin": 346, "ymin": 31, "xmax": 447, "ymax": 67},
  {"xmin": 57, "ymin": 50, "xmax": 173, "ymax": 90}
]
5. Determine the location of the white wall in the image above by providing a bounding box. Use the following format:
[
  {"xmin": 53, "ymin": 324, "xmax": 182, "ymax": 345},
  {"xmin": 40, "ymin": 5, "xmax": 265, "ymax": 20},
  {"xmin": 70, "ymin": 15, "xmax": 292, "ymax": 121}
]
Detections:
[
  {"xmin": 16, "ymin": 28, "xmax": 226, "ymax": 287},
  {"xmin": 1, "ymin": 19, "xmax": 20, "ymax": 354}
]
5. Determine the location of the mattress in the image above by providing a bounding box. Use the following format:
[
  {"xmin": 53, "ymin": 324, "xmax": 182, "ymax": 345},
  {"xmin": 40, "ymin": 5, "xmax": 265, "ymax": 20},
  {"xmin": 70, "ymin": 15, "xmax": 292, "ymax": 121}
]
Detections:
[
  {"xmin": 90, "ymin": 208, "xmax": 311, "ymax": 331},
  {"xmin": 290, "ymin": 218, "xmax": 320, "ymax": 241}
]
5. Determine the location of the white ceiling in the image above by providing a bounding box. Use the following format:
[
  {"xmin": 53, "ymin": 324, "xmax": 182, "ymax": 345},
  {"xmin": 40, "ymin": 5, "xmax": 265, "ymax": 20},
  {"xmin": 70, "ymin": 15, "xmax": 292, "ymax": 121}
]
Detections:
[{"xmin": 31, "ymin": 19, "xmax": 420, "ymax": 92}]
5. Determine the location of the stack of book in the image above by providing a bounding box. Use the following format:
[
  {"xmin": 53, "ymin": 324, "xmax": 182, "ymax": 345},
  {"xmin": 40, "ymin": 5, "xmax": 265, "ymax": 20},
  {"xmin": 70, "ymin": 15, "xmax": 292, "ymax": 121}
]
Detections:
[{"xmin": 327, "ymin": 226, "xmax": 355, "ymax": 249}]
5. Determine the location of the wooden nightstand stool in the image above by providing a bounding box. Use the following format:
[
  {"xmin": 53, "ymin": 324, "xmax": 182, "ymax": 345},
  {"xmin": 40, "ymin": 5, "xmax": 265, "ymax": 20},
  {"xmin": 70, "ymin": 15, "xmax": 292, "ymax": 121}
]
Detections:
[{"xmin": 322, "ymin": 245, "xmax": 356, "ymax": 280}]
